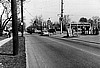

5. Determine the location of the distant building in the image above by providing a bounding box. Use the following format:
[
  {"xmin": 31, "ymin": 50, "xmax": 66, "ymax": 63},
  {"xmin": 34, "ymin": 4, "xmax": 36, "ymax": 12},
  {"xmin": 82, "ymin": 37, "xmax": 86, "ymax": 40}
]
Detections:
[
  {"xmin": 69, "ymin": 23, "xmax": 91, "ymax": 29},
  {"xmin": 66, "ymin": 23, "xmax": 91, "ymax": 34}
]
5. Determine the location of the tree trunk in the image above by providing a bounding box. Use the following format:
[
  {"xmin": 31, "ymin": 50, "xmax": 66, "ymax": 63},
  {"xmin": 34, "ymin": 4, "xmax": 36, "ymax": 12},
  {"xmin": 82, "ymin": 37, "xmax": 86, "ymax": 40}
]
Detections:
[
  {"xmin": 65, "ymin": 25, "xmax": 69, "ymax": 37},
  {"xmin": 66, "ymin": 28, "xmax": 69, "ymax": 37},
  {"xmin": 11, "ymin": 0, "xmax": 19, "ymax": 56}
]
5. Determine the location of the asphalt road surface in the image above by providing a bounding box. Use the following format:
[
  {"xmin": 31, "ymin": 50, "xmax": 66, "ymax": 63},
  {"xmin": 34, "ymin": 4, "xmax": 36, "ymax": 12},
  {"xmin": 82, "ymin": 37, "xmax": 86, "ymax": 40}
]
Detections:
[{"xmin": 25, "ymin": 34, "xmax": 100, "ymax": 68}]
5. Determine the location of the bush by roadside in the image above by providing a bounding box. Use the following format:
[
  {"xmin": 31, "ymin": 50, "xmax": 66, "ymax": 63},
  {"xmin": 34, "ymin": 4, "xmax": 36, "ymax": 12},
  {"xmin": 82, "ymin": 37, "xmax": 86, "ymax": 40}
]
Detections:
[{"xmin": 0, "ymin": 36, "xmax": 26, "ymax": 68}]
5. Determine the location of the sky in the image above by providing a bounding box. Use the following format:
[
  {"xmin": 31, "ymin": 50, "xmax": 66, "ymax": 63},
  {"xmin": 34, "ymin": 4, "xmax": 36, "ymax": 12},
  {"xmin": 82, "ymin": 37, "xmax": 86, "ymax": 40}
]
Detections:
[{"xmin": 23, "ymin": 0, "xmax": 100, "ymax": 27}]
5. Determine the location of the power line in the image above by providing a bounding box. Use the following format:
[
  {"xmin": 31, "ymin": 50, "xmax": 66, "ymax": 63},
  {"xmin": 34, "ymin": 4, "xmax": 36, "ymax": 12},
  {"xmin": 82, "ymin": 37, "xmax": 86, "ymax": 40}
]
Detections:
[{"xmin": 24, "ymin": 8, "xmax": 34, "ymax": 18}]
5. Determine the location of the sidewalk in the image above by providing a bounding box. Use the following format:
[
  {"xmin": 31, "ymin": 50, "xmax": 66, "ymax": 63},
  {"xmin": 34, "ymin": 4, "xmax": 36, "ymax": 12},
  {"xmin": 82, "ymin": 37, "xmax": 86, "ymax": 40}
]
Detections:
[{"xmin": 0, "ymin": 37, "xmax": 12, "ymax": 47}]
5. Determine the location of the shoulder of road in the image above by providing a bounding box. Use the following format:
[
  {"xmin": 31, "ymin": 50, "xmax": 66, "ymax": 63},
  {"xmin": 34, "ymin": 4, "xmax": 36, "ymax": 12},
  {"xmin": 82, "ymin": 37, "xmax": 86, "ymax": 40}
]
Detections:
[
  {"xmin": 50, "ymin": 32, "xmax": 100, "ymax": 48},
  {"xmin": 51, "ymin": 32, "xmax": 100, "ymax": 44}
]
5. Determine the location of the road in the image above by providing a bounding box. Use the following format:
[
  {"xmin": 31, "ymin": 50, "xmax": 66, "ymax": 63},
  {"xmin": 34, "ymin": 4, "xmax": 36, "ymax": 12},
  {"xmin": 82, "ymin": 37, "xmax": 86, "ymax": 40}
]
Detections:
[{"xmin": 25, "ymin": 34, "xmax": 100, "ymax": 68}]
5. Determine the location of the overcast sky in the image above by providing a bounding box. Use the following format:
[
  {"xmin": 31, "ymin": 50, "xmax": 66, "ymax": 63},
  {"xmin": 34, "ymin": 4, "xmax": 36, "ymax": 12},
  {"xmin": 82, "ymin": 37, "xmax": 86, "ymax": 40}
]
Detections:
[{"xmin": 24, "ymin": 0, "xmax": 100, "ymax": 26}]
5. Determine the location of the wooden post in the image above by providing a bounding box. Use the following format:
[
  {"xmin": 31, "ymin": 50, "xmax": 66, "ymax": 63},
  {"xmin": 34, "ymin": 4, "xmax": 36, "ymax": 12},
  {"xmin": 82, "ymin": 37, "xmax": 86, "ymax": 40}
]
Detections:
[
  {"xmin": 11, "ymin": 0, "xmax": 19, "ymax": 55},
  {"xmin": 21, "ymin": 0, "xmax": 24, "ymax": 37},
  {"xmin": 60, "ymin": 0, "xmax": 64, "ymax": 34}
]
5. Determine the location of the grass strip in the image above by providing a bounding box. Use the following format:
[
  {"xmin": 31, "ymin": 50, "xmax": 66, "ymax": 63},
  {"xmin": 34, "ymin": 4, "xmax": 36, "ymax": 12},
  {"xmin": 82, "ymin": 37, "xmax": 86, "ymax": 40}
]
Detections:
[{"xmin": 0, "ymin": 36, "xmax": 26, "ymax": 68}]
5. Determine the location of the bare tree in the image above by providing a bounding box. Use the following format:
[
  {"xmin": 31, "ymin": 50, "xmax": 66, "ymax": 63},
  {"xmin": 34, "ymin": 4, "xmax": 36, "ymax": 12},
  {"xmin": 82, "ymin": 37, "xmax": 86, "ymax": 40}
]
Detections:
[
  {"xmin": 0, "ymin": 0, "xmax": 26, "ymax": 36},
  {"xmin": 31, "ymin": 15, "xmax": 44, "ymax": 30}
]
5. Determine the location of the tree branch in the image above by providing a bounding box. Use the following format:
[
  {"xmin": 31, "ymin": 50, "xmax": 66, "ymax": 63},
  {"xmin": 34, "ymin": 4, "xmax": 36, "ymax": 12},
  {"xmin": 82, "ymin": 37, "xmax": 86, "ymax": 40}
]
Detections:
[
  {"xmin": 2, "ymin": 15, "xmax": 12, "ymax": 30},
  {"xmin": 1, "ymin": 8, "xmax": 5, "ymax": 18}
]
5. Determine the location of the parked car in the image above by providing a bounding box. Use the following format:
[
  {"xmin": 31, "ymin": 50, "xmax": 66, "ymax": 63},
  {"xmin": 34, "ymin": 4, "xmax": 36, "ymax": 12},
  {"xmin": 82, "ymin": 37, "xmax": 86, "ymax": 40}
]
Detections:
[
  {"xmin": 3, "ymin": 30, "xmax": 9, "ymax": 35},
  {"xmin": 3, "ymin": 30, "xmax": 11, "ymax": 37}
]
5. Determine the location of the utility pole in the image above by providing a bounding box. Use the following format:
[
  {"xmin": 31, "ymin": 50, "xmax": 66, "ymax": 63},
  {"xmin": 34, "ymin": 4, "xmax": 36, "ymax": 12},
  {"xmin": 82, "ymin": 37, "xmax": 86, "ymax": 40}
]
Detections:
[
  {"xmin": 21, "ymin": 0, "xmax": 24, "ymax": 37},
  {"xmin": 60, "ymin": 0, "xmax": 64, "ymax": 34},
  {"xmin": 11, "ymin": 0, "xmax": 19, "ymax": 55}
]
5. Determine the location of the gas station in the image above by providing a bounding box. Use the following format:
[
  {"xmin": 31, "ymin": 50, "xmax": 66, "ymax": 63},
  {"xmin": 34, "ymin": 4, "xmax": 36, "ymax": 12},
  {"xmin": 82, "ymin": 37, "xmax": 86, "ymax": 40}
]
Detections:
[{"xmin": 67, "ymin": 23, "xmax": 99, "ymax": 36}]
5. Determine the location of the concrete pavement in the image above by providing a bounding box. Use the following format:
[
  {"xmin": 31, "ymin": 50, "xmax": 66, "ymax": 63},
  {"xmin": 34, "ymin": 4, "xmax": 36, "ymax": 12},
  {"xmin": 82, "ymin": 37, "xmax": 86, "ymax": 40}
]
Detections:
[
  {"xmin": 25, "ymin": 34, "xmax": 100, "ymax": 68},
  {"xmin": 0, "ymin": 37, "xmax": 12, "ymax": 47}
]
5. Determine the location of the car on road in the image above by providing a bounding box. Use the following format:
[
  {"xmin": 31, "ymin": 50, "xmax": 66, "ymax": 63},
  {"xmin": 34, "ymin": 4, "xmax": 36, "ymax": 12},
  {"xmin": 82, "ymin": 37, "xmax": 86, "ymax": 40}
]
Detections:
[
  {"xmin": 48, "ymin": 29, "xmax": 56, "ymax": 34},
  {"xmin": 41, "ymin": 30, "xmax": 49, "ymax": 36},
  {"xmin": 26, "ymin": 27, "xmax": 35, "ymax": 34}
]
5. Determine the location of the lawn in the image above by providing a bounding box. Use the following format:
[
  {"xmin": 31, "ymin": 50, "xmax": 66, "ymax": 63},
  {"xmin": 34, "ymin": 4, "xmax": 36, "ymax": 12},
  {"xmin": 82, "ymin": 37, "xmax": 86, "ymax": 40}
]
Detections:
[
  {"xmin": 0, "ymin": 36, "xmax": 26, "ymax": 68},
  {"xmin": 0, "ymin": 36, "xmax": 7, "ymax": 41}
]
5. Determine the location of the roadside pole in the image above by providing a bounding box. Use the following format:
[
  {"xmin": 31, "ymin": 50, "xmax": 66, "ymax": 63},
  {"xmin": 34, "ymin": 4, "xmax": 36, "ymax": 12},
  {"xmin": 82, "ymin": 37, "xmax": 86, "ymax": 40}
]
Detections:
[
  {"xmin": 60, "ymin": 0, "xmax": 64, "ymax": 34},
  {"xmin": 11, "ymin": 0, "xmax": 19, "ymax": 56},
  {"xmin": 21, "ymin": 0, "xmax": 24, "ymax": 37}
]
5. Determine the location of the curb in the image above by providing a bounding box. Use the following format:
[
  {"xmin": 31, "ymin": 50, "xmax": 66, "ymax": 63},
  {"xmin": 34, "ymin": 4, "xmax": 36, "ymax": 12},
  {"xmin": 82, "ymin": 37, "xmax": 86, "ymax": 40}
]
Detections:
[{"xmin": 25, "ymin": 37, "xmax": 29, "ymax": 68}]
